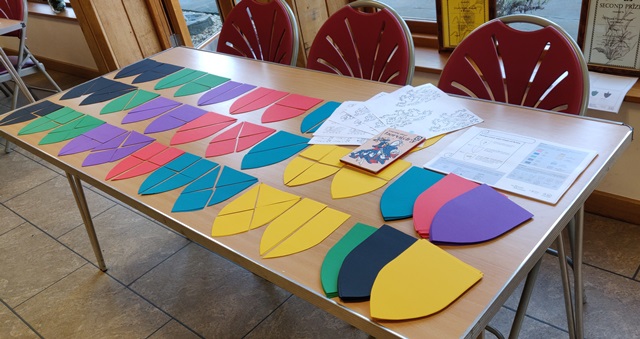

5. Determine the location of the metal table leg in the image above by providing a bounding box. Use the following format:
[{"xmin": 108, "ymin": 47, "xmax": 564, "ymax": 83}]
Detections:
[
  {"xmin": 574, "ymin": 207, "xmax": 585, "ymax": 338},
  {"xmin": 509, "ymin": 259, "xmax": 542, "ymax": 339},
  {"xmin": 66, "ymin": 173, "xmax": 107, "ymax": 271}
]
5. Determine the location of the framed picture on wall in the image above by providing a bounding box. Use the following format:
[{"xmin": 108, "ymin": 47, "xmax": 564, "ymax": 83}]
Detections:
[
  {"xmin": 436, "ymin": 0, "xmax": 495, "ymax": 51},
  {"xmin": 578, "ymin": 0, "xmax": 640, "ymax": 76}
]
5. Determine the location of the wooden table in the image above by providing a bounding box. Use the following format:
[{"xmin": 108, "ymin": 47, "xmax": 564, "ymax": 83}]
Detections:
[{"xmin": 0, "ymin": 47, "xmax": 632, "ymax": 338}]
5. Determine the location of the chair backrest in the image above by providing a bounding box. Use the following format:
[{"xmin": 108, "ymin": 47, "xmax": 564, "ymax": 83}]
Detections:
[
  {"xmin": 306, "ymin": 0, "xmax": 414, "ymax": 86},
  {"xmin": 438, "ymin": 14, "xmax": 589, "ymax": 116},
  {"xmin": 0, "ymin": 0, "xmax": 26, "ymax": 38},
  {"xmin": 216, "ymin": 0, "xmax": 299, "ymax": 66}
]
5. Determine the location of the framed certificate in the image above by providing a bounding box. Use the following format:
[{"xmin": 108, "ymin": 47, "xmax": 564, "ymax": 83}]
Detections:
[
  {"xmin": 578, "ymin": 0, "xmax": 640, "ymax": 76},
  {"xmin": 436, "ymin": 0, "xmax": 495, "ymax": 51}
]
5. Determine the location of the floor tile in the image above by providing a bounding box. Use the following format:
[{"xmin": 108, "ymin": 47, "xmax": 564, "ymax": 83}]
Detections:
[
  {"xmin": 245, "ymin": 295, "xmax": 370, "ymax": 339},
  {"xmin": 149, "ymin": 320, "xmax": 201, "ymax": 339},
  {"xmin": 5, "ymin": 175, "xmax": 116, "ymax": 238},
  {"xmin": 0, "ymin": 302, "xmax": 38, "ymax": 338},
  {"xmin": 131, "ymin": 242, "xmax": 290, "ymax": 337},
  {"xmin": 0, "ymin": 223, "xmax": 85, "ymax": 307},
  {"xmin": 504, "ymin": 253, "xmax": 640, "ymax": 338},
  {"xmin": 0, "ymin": 151, "xmax": 58, "ymax": 203},
  {"xmin": 15, "ymin": 265, "xmax": 169, "ymax": 339},
  {"xmin": 59, "ymin": 204, "xmax": 190, "ymax": 285},
  {"xmin": 582, "ymin": 213, "xmax": 640, "ymax": 277},
  {"xmin": 0, "ymin": 204, "xmax": 24, "ymax": 235},
  {"xmin": 487, "ymin": 306, "xmax": 567, "ymax": 338}
]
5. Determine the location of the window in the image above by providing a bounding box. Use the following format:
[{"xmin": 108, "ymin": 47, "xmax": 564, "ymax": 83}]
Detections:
[{"xmin": 178, "ymin": 0, "xmax": 223, "ymax": 50}]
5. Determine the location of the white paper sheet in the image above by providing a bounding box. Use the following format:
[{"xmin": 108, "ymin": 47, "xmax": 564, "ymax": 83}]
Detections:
[
  {"xmin": 588, "ymin": 72, "xmax": 638, "ymax": 113},
  {"xmin": 424, "ymin": 127, "xmax": 598, "ymax": 204}
]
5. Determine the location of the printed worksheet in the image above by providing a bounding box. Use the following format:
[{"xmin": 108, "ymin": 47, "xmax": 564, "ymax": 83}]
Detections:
[
  {"xmin": 588, "ymin": 72, "xmax": 638, "ymax": 113},
  {"xmin": 365, "ymin": 83, "xmax": 483, "ymax": 138},
  {"xmin": 424, "ymin": 127, "xmax": 598, "ymax": 204}
]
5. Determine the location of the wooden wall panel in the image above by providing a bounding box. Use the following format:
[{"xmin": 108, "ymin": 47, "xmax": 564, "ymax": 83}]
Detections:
[{"xmin": 122, "ymin": 0, "xmax": 164, "ymax": 57}]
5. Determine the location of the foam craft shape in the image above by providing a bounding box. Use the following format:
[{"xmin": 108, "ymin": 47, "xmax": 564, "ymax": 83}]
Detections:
[
  {"xmin": 114, "ymin": 59, "xmax": 183, "ymax": 83},
  {"xmin": 18, "ymin": 107, "xmax": 83, "ymax": 135},
  {"xmin": 174, "ymin": 74, "xmax": 230, "ymax": 97},
  {"xmin": 154, "ymin": 68, "xmax": 207, "ymax": 90},
  {"xmin": 81, "ymin": 88, "xmax": 137, "ymax": 106},
  {"xmin": 133, "ymin": 63, "xmax": 185, "ymax": 83},
  {"xmin": 240, "ymin": 131, "xmax": 310, "ymax": 169},
  {"xmin": 172, "ymin": 165, "xmax": 258, "ymax": 212},
  {"xmin": 121, "ymin": 97, "xmax": 182, "ymax": 124},
  {"xmin": 100, "ymin": 89, "xmax": 160, "ymax": 114},
  {"xmin": 82, "ymin": 131, "xmax": 155, "ymax": 167},
  {"xmin": 410, "ymin": 134, "xmax": 446, "ymax": 153},
  {"xmin": 170, "ymin": 112, "xmax": 237, "ymax": 145},
  {"xmin": 370, "ymin": 239, "xmax": 483, "ymax": 320},
  {"xmin": 283, "ymin": 144, "xmax": 350, "ymax": 186},
  {"xmin": 106, "ymin": 142, "xmax": 185, "ymax": 180},
  {"xmin": 261, "ymin": 94, "xmax": 323, "ymax": 123},
  {"xmin": 413, "ymin": 173, "xmax": 479, "ymax": 238},
  {"xmin": 337, "ymin": 225, "xmax": 416, "ymax": 301},
  {"xmin": 59, "ymin": 77, "xmax": 137, "ymax": 106},
  {"xmin": 138, "ymin": 153, "xmax": 218, "ymax": 195},
  {"xmin": 259, "ymin": 198, "xmax": 350, "ymax": 258},
  {"xmin": 320, "ymin": 223, "xmax": 377, "ymax": 298},
  {"xmin": 144, "ymin": 105, "xmax": 207, "ymax": 134},
  {"xmin": 197, "ymin": 81, "xmax": 257, "ymax": 106},
  {"xmin": 0, "ymin": 100, "xmax": 64, "ymax": 126},
  {"xmin": 39, "ymin": 115, "xmax": 105, "ymax": 145},
  {"xmin": 380, "ymin": 167, "xmax": 445, "ymax": 221},
  {"xmin": 205, "ymin": 122, "xmax": 275, "ymax": 157},
  {"xmin": 59, "ymin": 124, "xmax": 126, "ymax": 155},
  {"xmin": 430, "ymin": 184, "xmax": 534, "ymax": 244},
  {"xmin": 331, "ymin": 159, "xmax": 411, "ymax": 199},
  {"xmin": 229, "ymin": 87, "xmax": 289, "ymax": 114},
  {"xmin": 211, "ymin": 183, "xmax": 301, "ymax": 236},
  {"xmin": 300, "ymin": 101, "xmax": 341, "ymax": 133}
]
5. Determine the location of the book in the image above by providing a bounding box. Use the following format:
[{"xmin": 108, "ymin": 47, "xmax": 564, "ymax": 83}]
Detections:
[{"xmin": 340, "ymin": 128, "xmax": 425, "ymax": 173}]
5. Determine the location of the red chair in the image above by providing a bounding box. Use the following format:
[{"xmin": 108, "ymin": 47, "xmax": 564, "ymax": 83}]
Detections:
[
  {"xmin": 216, "ymin": 0, "xmax": 299, "ymax": 66},
  {"xmin": 438, "ymin": 15, "xmax": 588, "ymax": 115},
  {"xmin": 438, "ymin": 14, "xmax": 589, "ymax": 338},
  {"xmin": 306, "ymin": 0, "xmax": 414, "ymax": 85}
]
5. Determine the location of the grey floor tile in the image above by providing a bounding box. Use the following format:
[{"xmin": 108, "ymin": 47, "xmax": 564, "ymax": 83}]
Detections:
[
  {"xmin": 5, "ymin": 175, "xmax": 116, "ymax": 238},
  {"xmin": 504, "ymin": 253, "xmax": 640, "ymax": 338},
  {"xmin": 59, "ymin": 204, "xmax": 190, "ymax": 285},
  {"xmin": 487, "ymin": 306, "xmax": 567, "ymax": 338},
  {"xmin": 0, "ymin": 302, "xmax": 38, "ymax": 339},
  {"xmin": 0, "ymin": 151, "xmax": 58, "ymax": 203},
  {"xmin": 582, "ymin": 213, "xmax": 640, "ymax": 278},
  {"xmin": 0, "ymin": 204, "xmax": 24, "ymax": 235},
  {"xmin": 0, "ymin": 223, "xmax": 85, "ymax": 307},
  {"xmin": 131, "ymin": 242, "xmax": 290, "ymax": 338},
  {"xmin": 245, "ymin": 295, "xmax": 371, "ymax": 339},
  {"xmin": 15, "ymin": 265, "xmax": 169, "ymax": 339},
  {"xmin": 149, "ymin": 320, "xmax": 201, "ymax": 339}
]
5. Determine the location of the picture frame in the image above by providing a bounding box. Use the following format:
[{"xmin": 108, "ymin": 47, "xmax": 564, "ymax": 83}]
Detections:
[
  {"xmin": 436, "ymin": 0, "xmax": 495, "ymax": 52},
  {"xmin": 578, "ymin": 0, "xmax": 640, "ymax": 76}
]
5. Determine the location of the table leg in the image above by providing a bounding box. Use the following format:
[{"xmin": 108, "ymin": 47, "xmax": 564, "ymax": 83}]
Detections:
[
  {"xmin": 574, "ymin": 207, "xmax": 585, "ymax": 338},
  {"xmin": 509, "ymin": 259, "xmax": 542, "ymax": 339},
  {"xmin": 557, "ymin": 231, "xmax": 577, "ymax": 339},
  {"xmin": 66, "ymin": 173, "xmax": 107, "ymax": 271}
]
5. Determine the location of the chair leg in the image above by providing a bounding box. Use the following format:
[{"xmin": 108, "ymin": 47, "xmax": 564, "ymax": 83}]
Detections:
[{"xmin": 4, "ymin": 140, "xmax": 11, "ymax": 154}]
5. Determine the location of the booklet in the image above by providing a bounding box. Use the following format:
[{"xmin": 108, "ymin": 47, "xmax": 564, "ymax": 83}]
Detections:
[{"xmin": 341, "ymin": 128, "xmax": 425, "ymax": 173}]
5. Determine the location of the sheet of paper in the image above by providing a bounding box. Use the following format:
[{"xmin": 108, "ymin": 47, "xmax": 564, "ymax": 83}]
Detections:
[
  {"xmin": 424, "ymin": 127, "xmax": 598, "ymax": 204},
  {"xmin": 365, "ymin": 83, "xmax": 483, "ymax": 138},
  {"xmin": 588, "ymin": 71, "xmax": 638, "ymax": 113}
]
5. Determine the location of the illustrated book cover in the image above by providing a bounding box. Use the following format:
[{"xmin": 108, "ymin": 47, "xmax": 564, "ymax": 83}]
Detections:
[{"xmin": 340, "ymin": 128, "xmax": 425, "ymax": 173}]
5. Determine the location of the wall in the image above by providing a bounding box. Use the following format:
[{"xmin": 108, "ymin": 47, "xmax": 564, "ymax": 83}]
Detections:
[{"xmin": 0, "ymin": 15, "xmax": 98, "ymax": 73}]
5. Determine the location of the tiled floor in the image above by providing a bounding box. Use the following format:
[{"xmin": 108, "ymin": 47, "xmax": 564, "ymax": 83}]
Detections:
[{"xmin": 1, "ymin": 72, "xmax": 640, "ymax": 338}]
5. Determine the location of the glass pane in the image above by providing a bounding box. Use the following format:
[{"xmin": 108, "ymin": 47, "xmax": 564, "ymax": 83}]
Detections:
[
  {"xmin": 375, "ymin": 0, "xmax": 437, "ymax": 21},
  {"xmin": 497, "ymin": 0, "xmax": 582, "ymax": 40},
  {"xmin": 179, "ymin": 0, "xmax": 223, "ymax": 49}
]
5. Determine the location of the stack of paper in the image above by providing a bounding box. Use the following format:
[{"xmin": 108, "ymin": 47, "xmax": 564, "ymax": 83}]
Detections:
[{"xmin": 310, "ymin": 83, "xmax": 483, "ymax": 145}]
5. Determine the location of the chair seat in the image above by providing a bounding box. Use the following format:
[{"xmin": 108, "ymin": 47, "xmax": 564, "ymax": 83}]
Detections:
[{"xmin": 0, "ymin": 55, "xmax": 36, "ymax": 76}]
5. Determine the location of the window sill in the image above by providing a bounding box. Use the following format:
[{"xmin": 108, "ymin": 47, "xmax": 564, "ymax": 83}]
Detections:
[
  {"xmin": 413, "ymin": 44, "xmax": 640, "ymax": 105},
  {"xmin": 28, "ymin": 2, "xmax": 77, "ymax": 21}
]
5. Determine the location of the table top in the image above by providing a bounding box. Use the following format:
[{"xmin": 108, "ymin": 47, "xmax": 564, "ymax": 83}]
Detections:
[{"xmin": 0, "ymin": 47, "xmax": 632, "ymax": 338}]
